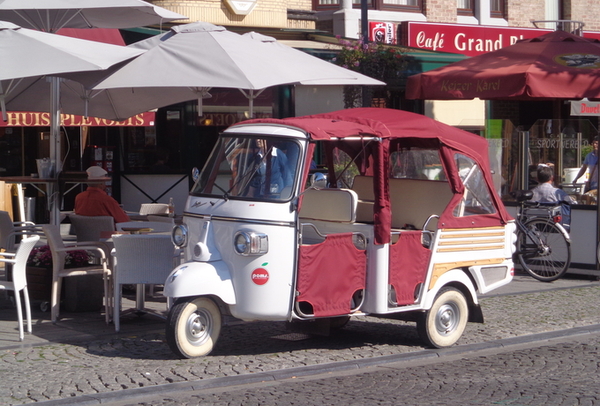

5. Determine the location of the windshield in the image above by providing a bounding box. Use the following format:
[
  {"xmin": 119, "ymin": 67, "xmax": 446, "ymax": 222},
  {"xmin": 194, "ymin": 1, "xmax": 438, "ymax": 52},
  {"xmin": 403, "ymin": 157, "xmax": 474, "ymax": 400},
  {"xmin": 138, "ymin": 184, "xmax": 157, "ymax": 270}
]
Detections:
[{"xmin": 192, "ymin": 136, "xmax": 301, "ymax": 201}]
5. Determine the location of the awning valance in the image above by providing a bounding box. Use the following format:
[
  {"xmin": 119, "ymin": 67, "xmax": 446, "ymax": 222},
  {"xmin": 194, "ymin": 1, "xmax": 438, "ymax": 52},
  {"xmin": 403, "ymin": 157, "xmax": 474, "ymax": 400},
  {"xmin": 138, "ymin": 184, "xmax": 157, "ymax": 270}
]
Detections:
[{"xmin": 0, "ymin": 111, "xmax": 155, "ymax": 127}]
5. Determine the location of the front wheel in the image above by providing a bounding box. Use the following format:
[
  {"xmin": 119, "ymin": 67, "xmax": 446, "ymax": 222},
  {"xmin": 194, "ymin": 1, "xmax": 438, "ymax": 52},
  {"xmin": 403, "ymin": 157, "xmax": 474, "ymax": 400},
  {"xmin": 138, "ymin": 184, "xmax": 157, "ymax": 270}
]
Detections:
[
  {"xmin": 166, "ymin": 297, "xmax": 222, "ymax": 359},
  {"xmin": 417, "ymin": 287, "xmax": 468, "ymax": 348},
  {"xmin": 516, "ymin": 219, "xmax": 570, "ymax": 282}
]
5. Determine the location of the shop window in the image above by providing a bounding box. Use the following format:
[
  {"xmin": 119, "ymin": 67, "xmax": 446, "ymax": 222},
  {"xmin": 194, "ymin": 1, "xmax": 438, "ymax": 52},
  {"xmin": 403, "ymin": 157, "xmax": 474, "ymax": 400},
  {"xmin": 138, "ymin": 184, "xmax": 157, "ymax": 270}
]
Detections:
[
  {"xmin": 453, "ymin": 154, "xmax": 496, "ymax": 217},
  {"xmin": 458, "ymin": 0, "xmax": 475, "ymax": 16},
  {"xmin": 380, "ymin": 0, "xmax": 420, "ymax": 8},
  {"xmin": 123, "ymin": 107, "xmax": 185, "ymax": 174},
  {"xmin": 490, "ymin": 0, "xmax": 506, "ymax": 18}
]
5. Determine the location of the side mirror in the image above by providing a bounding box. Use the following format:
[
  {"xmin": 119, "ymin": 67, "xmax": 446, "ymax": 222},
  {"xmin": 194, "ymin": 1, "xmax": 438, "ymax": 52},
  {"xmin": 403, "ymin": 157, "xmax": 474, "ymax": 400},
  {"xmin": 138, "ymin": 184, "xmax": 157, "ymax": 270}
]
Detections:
[
  {"xmin": 191, "ymin": 167, "xmax": 200, "ymax": 182},
  {"xmin": 310, "ymin": 172, "xmax": 327, "ymax": 189}
]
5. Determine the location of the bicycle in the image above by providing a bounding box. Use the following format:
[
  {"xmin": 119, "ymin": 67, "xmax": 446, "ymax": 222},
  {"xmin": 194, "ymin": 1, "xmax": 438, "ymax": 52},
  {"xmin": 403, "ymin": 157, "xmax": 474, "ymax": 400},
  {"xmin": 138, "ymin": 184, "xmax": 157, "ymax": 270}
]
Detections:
[{"xmin": 512, "ymin": 190, "xmax": 571, "ymax": 282}]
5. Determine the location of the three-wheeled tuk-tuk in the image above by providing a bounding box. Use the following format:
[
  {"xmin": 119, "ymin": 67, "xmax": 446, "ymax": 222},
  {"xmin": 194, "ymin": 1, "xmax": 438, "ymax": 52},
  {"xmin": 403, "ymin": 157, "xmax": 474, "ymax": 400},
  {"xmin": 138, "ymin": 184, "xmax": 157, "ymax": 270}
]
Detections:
[{"xmin": 164, "ymin": 108, "xmax": 516, "ymax": 358}]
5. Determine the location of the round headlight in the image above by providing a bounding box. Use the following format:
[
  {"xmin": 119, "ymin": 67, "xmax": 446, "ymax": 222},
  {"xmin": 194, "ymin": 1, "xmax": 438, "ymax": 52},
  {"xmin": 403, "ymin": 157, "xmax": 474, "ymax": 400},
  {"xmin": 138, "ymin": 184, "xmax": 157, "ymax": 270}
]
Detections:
[
  {"xmin": 234, "ymin": 231, "xmax": 250, "ymax": 255},
  {"xmin": 172, "ymin": 224, "xmax": 188, "ymax": 247}
]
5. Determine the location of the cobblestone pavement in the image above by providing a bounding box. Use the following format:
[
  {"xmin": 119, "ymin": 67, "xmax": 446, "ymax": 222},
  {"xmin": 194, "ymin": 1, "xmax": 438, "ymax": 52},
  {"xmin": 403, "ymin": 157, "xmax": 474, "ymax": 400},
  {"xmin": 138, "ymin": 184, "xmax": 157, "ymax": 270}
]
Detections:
[
  {"xmin": 1, "ymin": 277, "xmax": 600, "ymax": 405},
  {"xmin": 101, "ymin": 332, "xmax": 600, "ymax": 406}
]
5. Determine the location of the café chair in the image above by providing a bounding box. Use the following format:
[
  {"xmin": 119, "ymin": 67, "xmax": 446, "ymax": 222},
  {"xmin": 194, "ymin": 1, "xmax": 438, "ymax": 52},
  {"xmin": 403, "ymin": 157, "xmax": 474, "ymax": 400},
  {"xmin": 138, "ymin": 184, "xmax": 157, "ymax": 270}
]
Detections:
[
  {"xmin": 139, "ymin": 203, "xmax": 169, "ymax": 215},
  {"xmin": 43, "ymin": 225, "xmax": 112, "ymax": 324},
  {"xmin": 111, "ymin": 233, "xmax": 179, "ymax": 332},
  {"xmin": 0, "ymin": 235, "xmax": 40, "ymax": 341},
  {"xmin": 68, "ymin": 214, "xmax": 115, "ymax": 242},
  {"xmin": 0, "ymin": 211, "xmax": 44, "ymax": 281},
  {"xmin": 0, "ymin": 210, "xmax": 44, "ymax": 252}
]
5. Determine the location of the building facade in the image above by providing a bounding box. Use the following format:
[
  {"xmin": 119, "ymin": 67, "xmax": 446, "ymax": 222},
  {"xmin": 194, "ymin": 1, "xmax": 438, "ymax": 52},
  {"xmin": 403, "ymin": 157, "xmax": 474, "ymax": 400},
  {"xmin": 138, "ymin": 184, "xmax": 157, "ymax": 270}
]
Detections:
[{"xmin": 153, "ymin": 1, "xmax": 600, "ymax": 36}]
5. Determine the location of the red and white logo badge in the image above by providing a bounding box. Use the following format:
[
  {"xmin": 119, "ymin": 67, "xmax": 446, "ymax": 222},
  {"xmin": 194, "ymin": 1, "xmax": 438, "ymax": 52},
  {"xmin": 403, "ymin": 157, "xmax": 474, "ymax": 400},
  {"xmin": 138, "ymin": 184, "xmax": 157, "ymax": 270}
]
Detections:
[{"xmin": 251, "ymin": 266, "xmax": 269, "ymax": 285}]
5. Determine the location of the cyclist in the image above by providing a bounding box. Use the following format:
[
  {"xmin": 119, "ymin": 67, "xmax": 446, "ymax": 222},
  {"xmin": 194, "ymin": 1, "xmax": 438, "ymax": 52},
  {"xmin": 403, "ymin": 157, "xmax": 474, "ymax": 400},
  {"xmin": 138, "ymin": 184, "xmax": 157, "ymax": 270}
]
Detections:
[{"xmin": 531, "ymin": 164, "xmax": 575, "ymax": 232}]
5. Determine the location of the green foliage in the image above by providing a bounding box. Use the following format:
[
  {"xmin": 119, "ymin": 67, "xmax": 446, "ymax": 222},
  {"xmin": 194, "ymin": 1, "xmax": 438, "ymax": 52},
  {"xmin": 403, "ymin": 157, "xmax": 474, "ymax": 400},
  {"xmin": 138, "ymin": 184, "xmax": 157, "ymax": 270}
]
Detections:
[
  {"xmin": 581, "ymin": 143, "xmax": 593, "ymax": 161},
  {"xmin": 333, "ymin": 37, "xmax": 407, "ymax": 108}
]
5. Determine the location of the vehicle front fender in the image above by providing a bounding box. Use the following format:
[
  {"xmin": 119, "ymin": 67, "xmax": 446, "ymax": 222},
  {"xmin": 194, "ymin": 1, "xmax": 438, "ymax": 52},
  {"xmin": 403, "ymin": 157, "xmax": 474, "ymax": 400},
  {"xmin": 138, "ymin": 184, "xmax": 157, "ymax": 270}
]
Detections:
[{"xmin": 164, "ymin": 260, "xmax": 235, "ymax": 305}]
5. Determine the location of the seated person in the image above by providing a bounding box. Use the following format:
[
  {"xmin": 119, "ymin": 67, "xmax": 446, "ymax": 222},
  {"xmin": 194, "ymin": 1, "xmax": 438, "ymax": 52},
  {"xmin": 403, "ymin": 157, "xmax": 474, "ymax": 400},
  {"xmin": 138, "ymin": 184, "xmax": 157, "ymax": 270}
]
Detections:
[
  {"xmin": 248, "ymin": 139, "xmax": 293, "ymax": 197},
  {"xmin": 531, "ymin": 165, "xmax": 575, "ymax": 231},
  {"xmin": 74, "ymin": 166, "xmax": 130, "ymax": 224}
]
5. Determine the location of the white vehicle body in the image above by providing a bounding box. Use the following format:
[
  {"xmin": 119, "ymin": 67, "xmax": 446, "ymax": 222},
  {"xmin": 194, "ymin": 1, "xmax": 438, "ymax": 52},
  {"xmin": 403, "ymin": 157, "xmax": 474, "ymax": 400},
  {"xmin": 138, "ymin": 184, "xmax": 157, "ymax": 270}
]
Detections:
[{"xmin": 164, "ymin": 108, "xmax": 516, "ymax": 358}]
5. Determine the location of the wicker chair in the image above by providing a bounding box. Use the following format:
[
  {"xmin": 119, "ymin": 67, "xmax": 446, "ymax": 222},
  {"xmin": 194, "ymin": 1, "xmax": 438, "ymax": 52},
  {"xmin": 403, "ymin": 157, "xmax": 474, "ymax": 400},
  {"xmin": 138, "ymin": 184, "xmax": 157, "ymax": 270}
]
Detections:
[
  {"xmin": 111, "ymin": 233, "xmax": 179, "ymax": 332},
  {"xmin": 43, "ymin": 225, "xmax": 112, "ymax": 324}
]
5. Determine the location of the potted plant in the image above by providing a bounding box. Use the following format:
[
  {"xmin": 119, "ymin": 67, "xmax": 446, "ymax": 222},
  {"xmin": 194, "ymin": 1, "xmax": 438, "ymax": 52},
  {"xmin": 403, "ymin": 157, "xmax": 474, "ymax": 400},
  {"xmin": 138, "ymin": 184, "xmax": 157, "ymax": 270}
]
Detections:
[{"xmin": 26, "ymin": 245, "xmax": 97, "ymax": 311}]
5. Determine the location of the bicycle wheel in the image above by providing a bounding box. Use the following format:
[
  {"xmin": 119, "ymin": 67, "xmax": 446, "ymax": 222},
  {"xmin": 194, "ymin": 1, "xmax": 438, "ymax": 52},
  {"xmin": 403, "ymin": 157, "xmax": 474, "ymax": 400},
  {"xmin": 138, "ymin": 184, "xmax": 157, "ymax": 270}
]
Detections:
[{"xmin": 516, "ymin": 219, "xmax": 570, "ymax": 282}]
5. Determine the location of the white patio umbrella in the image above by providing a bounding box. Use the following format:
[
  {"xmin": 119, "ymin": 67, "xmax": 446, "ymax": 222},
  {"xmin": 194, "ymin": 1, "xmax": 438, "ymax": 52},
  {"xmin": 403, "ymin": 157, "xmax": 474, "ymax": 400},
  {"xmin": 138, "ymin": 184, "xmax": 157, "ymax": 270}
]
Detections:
[
  {"xmin": 89, "ymin": 21, "xmax": 385, "ymax": 118},
  {"xmin": 5, "ymin": 22, "xmax": 384, "ymax": 120},
  {"xmin": 0, "ymin": 22, "xmax": 142, "ymax": 120},
  {"xmin": 0, "ymin": 0, "xmax": 186, "ymax": 32},
  {"xmin": 2, "ymin": 67, "xmax": 205, "ymax": 122},
  {"xmin": 0, "ymin": 21, "xmax": 144, "ymax": 224},
  {"xmin": 241, "ymin": 31, "xmax": 386, "ymax": 113}
]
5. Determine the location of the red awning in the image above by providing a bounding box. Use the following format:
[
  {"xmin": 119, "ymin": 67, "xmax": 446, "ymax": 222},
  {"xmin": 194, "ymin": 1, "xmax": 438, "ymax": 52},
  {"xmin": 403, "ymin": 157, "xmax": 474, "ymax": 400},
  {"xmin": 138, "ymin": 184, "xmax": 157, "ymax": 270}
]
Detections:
[{"xmin": 57, "ymin": 28, "xmax": 126, "ymax": 46}]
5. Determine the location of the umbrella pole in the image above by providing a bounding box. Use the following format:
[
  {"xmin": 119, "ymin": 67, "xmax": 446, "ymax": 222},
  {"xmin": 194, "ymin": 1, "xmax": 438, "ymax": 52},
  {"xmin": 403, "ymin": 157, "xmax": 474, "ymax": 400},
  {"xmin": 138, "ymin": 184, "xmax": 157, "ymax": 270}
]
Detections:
[
  {"xmin": 239, "ymin": 89, "xmax": 266, "ymax": 119},
  {"xmin": 49, "ymin": 77, "xmax": 62, "ymax": 225},
  {"xmin": 0, "ymin": 82, "xmax": 7, "ymax": 122}
]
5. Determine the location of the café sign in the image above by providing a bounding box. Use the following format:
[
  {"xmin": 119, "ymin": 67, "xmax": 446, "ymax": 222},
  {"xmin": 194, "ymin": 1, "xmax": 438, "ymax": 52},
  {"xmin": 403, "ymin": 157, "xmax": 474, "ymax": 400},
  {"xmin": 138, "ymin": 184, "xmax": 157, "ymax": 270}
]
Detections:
[
  {"xmin": 0, "ymin": 111, "xmax": 155, "ymax": 127},
  {"xmin": 399, "ymin": 22, "xmax": 600, "ymax": 56},
  {"xmin": 369, "ymin": 22, "xmax": 396, "ymax": 44},
  {"xmin": 571, "ymin": 99, "xmax": 600, "ymax": 116}
]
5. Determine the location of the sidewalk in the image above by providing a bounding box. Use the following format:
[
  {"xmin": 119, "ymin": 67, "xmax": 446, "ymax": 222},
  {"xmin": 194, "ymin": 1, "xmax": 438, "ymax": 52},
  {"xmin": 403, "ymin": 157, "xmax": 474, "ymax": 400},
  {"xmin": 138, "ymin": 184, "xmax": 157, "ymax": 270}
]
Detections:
[
  {"xmin": 1, "ymin": 273, "xmax": 599, "ymax": 405},
  {"xmin": 0, "ymin": 291, "xmax": 166, "ymax": 350}
]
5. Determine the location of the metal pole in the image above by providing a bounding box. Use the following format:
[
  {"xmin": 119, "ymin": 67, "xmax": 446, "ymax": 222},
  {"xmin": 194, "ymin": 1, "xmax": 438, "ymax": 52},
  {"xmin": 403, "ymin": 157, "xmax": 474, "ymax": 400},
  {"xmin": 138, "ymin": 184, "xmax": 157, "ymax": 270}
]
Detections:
[
  {"xmin": 518, "ymin": 131, "xmax": 530, "ymax": 191},
  {"xmin": 361, "ymin": 0, "xmax": 368, "ymax": 44},
  {"xmin": 49, "ymin": 76, "xmax": 62, "ymax": 225},
  {"xmin": 361, "ymin": 0, "xmax": 370, "ymax": 108}
]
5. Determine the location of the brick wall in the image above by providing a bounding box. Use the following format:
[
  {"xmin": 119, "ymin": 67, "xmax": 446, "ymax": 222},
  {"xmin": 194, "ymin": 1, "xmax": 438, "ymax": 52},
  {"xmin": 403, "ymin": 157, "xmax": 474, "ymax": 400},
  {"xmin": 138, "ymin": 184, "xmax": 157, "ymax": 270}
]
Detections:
[
  {"xmin": 424, "ymin": 0, "xmax": 457, "ymax": 23},
  {"xmin": 153, "ymin": 0, "xmax": 315, "ymax": 30},
  {"xmin": 565, "ymin": 0, "xmax": 600, "ymax": 31},
  {"xmin": 506, "ymin": 0, "xmax": 545, "ymax": 28},
  {"xmin": 506, "ymin": 0, "xmax": 600, "ymax": 32},
  {"xmin": 154, "ymin": 1, "xmax": 600, "ymax": 34}
]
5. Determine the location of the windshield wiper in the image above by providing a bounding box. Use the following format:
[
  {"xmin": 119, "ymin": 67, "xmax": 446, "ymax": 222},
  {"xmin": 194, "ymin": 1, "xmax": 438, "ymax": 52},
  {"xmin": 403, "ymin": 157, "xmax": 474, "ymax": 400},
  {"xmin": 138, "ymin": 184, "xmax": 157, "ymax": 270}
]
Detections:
[{"xmin": 212, "ymin": 182, "xmax": 229, "ymax": 201}]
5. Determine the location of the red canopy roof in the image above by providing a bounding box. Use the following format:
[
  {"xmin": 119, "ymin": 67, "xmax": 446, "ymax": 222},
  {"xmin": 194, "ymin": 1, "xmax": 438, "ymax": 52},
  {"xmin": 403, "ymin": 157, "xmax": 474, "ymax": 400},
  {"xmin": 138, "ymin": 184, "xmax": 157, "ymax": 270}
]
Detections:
[
  {"xmin": 242, "ymin": 108, "xmax": 511, "ymax": 244},
  {"xmin": 246, "ymin": 107, "xmax": 491, "ymax": 165},
  {"xmin": 406, "ymin": 30, "xmax": 600, "ymax": 100}
]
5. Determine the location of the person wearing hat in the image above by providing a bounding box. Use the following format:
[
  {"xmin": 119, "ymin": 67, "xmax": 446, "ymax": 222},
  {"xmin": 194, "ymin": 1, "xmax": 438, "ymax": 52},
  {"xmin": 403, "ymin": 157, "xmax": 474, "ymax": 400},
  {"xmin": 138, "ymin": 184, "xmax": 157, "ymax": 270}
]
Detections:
[
  {"xmin": 74, "ymin": 166, "xmax": 130, "ymax": 223},
  {"xmin": 573, "ymin": 135, "xmax": 599, "ymax": 194}
]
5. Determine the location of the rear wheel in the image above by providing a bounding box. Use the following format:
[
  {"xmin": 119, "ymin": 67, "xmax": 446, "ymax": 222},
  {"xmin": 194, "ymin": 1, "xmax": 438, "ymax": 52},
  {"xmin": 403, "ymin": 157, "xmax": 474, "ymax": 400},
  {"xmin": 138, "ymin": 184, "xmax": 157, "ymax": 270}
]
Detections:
[
  {"xmin": 417, "ymin": 287, "xmax": 468, "ymax": 348},
  {"xmin": 166, "ymin": 297, "xmax": 221, "ymax": 359},
  {"xmin": 517, "ymin": 219, "xmax": 570, "ymax": 282}
]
